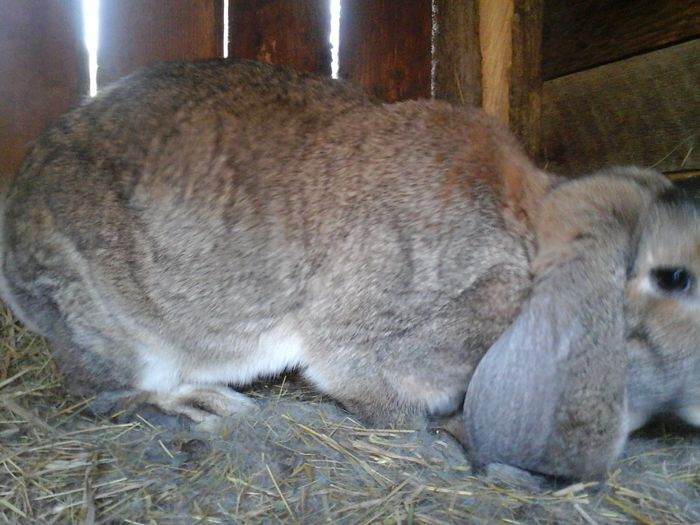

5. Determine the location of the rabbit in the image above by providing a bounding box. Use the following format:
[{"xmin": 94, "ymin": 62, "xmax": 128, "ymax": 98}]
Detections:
[
  {"xmin": 0, "ymin": 59, "xmax": 546, "ymax": 426},
  {"xmin": 0, "ymin": 59, "xmax": 697, "ymax": 480},
  {"xmin": 463, "ymin": 170, "xmax": 700, "ymax": 479}
]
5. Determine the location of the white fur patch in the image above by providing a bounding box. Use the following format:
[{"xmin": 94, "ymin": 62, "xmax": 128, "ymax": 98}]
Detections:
[
  {"xmin": 137, "ymin": 317, "xmax": 306, "ymax": 393},
  {"xmin": 139, "ymin": 350, "xmax": 181, "ymax": 391},
  {"xmin": 637, "ymin": 275, "xmax": 655, "ymax": 296},
  {"xmin": 184, "ymin": 320, "xmax": 307, "ymax": 386},
  {"xmin": 676, "ymin": 405, "xmax": 700, "ymax": 427},
  {"xmin": 613, "ymin": 395, "xmax": 632, "ymax": 458},
  {"xmin": 625, "ymin": 408, "xmax": 652, "ymax": 433}
]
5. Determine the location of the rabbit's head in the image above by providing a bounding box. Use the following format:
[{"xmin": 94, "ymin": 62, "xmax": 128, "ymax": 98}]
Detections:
[
  {"xmin": 463, "ymin": 167, "xmax": 699, "ymax": 480},
  {"xmin": 625, "ymin": 189, "xmax": 700, "ymax": 430}
]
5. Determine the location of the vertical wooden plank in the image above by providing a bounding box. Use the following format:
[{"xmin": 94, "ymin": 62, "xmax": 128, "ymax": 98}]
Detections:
[
  {"xmin": 228, "ymin": 0, "xmax": 331, "ymax": 75},
  {"xmin": 509, "ymin": 0, "xmax": 543, "ymax": 156},
  {"xmin": 339, "ymin": 0, "xmax": 432, "ymax": 101},
  {"xmin": 98, "ymin": 0, "xmax": 223, "ymax": 87},
  {"xmin": 433, "ymin": 0, "xmax": 482, "ymax": 107},
  {"xmin": 475, "ymin": 0, "xmax": 542, "ymax": 155},
  {"xmin": 0, "ymin": 0, "xmax": 86, "ymax": 179},
  {"xmin": 479, "ymin": 0, "xmax": 514, "ymax": 123}
]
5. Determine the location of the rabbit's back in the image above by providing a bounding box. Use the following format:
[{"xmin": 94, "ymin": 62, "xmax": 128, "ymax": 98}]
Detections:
[
  {"xmin": 5, "ymin": 60, "xmax": 370, "ymax": 327},
  {"xmin": 2, "ymin": 59, "xmax": 545, "ymax": 424}
]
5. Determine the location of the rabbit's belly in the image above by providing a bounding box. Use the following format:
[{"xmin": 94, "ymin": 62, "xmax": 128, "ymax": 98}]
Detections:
[
  {"xmin": 149, "ymin": 319, "xmax": 308, "ymax": 389},
  {"xmin": 675, "ymin": 405, "xmax": 700, "ymax": 426}
]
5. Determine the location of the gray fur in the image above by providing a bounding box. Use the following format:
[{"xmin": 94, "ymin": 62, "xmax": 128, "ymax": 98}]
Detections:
[
  {"xmin": 464, "ymin": 172, "xmax": 700, "ymax": 479},
  {"xmin": 0, "ymin": 59, "xmax": 697, "ymax": 480}
]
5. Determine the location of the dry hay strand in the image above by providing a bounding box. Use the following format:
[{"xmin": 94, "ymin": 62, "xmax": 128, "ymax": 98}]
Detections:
[{"xmin": 1, "ymin": 303, "xmax": 698, "ymax": 524}]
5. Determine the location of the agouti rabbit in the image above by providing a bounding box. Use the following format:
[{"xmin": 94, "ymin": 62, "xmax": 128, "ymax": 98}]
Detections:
[{"xmin": 1, "ymin": 59, "xmax": 697, "ymax": 480}]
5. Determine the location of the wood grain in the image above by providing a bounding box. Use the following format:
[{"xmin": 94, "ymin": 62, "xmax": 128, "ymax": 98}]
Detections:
[
  {"xmin": 229, "ymin": 0, "xmax": 330, "ymax": 75},
  {"xmin": 466, "ymin": 0, "xmax": 542, "ymax": 154},
  {"xmin": 432, "ymin": 0, "xmax": 482, "ymax": 107},
  {"xmin": 508, "ymin": 0, "xmax": 543, "ymax": 156},
  {"xmin": 479, "ymin": 0, "xmax": 514, "ymax": 123},
  {"xmin": 540, "ymin": 40, "xmax": 699, "ymax": 175},
  {"xmin": 0, "ymin": 0, "xmax": 86, "ymax": 179},
  {"xmin": 543, "ymin": 0, "xmax": 700, "ymax": 79},
  {"xmin": 98, "ymin": 0, "xmax": 223, "ymax": 86},
  {"xmin": 338, "ymin": 0, "xmax": 431, "ymax": 101}
]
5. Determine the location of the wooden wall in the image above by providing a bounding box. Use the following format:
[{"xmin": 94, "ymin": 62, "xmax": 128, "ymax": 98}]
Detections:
[
  {"xmin": 98, "ymin": 0, "xmax": 224, "ymax": 86},
  {"xmin": 228, "ymin": 0, "xmax": 330, "ymax": 76},
  {"xmin": 0, "ymin": 0, "xmax": 225, "ymax": 179},
  {"xmin": 338, "ymin": 0, "xmax": 432, "ymax": 102},
  {"xmin": 540, "ymin": 0, "xmax": 700, "ymax": 178},
  {"xmin": 0, "ymin": 0, "xmax": 698, "ymax": 188},
  {"xmin": 0, "ymin": 0, "xmax": 86, "ymax": 178},
  {"xmin": 432, "ymin": 0, "xmax": 543, "ymax": 156}
]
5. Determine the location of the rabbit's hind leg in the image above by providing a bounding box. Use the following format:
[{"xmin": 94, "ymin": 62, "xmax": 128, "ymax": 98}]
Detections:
[
  {"xmin": 48, "ymin": 313, "xmax": 256, "ymax": 428},
  {"xmin": 87, "ymin": 385, "xmax": 255, "ymax": 430},
  {"xmin": 0, "ymin": 216, "xmax": 256, "ymax": 427}
]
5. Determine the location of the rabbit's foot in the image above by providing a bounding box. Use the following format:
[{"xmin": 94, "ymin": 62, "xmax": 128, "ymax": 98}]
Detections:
[
  {"xmin": 148, "ymin": 384, "xmax": 257, "ymax": 424},
  {"xmin": 484, "ymin": 463, "xmax": 550, "ymax": 491},
  {"xmin": 428, "ymin": 412, "xmax": 467, "ymax": 446},
  {"xmin": 88, "ymin": 389, "xmax": 192, "ymax": 430},
  {"xmin": 87, "ymin": 385, "xmax": 256, "ymax": 430}
]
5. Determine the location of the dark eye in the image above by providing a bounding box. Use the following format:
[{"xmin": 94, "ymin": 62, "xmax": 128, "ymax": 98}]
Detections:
[{"xmin": 651, "ymin": 267, "xmax": 694, "ymax": 294}]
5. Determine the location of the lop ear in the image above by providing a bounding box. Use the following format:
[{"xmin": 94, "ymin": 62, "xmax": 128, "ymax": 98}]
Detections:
[{"xmin": 463, "ymin": 174, "xmax": 659, "ymax": 480}]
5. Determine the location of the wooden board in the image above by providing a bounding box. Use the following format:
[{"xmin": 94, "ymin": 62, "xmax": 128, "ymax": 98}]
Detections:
[
  {"xmin": 0, "ymin": 0, "xmax": 86, "ymax": 179},
  {"xmin": 229, "ymin": 0, "xmax": 330, "ymax": 75},
  {"xmin": 432, "ymin": 0, "xmax": 482, "ymax": 107},
  {"xmin": 338, "ymin": 0, "xmax": 431, "ymax": 101},
  {"xmin": 479, "ymin": 0, "xmax": 514, "ymax": 123},
  {"xmin": 452, "ymin": 0, "xmax": 541, "ymax": 154},
  {"xmin": 540, "ymin": 40, "xmax": 699, "ymax": 175},
  {"xmin": 543, "ymin": 0, "xmax": 700, "ymax": 80},
  {"xmin": 433, "ymin": 0, "xmax": 542, "ymax": 154},
  {"xmin": 98, "ymin": 0, "xmax": 223, "ymax": 87},
  {"xmin": 508, "ymin": 0, "xmax": 543, "ymax": 156}
]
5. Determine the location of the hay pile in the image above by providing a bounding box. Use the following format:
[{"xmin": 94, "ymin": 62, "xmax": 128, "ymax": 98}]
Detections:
[{"xmin": 1, "ymin": 304, "xmax": 698, "ymax": 524}]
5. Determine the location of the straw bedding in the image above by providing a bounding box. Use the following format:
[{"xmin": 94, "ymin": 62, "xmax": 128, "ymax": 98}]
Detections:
[{"xmin": 1, "ymin": 304, "xmax": 698, "ymax": 525}]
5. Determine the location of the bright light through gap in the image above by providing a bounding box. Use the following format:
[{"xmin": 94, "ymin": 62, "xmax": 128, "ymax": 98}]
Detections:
[
  {"xmin": 82, "ymin": 0, "xmax": 100, "ymax": 97},
  {"xmin": 330, "ymin": 0, "xmax": 340, "ymax": 78},
  {"xmin": 223, "ymin": 0, "xmax": 229, "ymax": 58},
  {"xmin": 83, "ymin": 0, "xmax": 337, "ymax": 92}
]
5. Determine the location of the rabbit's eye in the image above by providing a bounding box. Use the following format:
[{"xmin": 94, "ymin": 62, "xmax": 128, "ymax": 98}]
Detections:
[{"xmin": 650, "ymin": 267, "xmax": 694, "ymax": 294}]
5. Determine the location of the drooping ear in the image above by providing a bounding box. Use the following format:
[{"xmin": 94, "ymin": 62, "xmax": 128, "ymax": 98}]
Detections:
[{"xmin": 463, "ymin": 174, "xmax": 658, "ymax": 480}]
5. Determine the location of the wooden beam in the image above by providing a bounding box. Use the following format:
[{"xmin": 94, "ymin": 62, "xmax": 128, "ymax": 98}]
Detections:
[
  {"xmin": 339, "ymin": 0, "xmax": 431, "ymax": 101},
  {"xmin": 0, "ymin": 0, "xmax": 86, "ymax": 179},
  {"xmin": 508, "ymin": 0, "xmax": 543, "ymax": 156},
  {"xmin": 543, "ymin": 0, "xmax": 700, "ymax": 80},
  {"xmin": 479, "ymin": 0, "xmax": 514, "ymax": 123},
  {"xmin": 468, "ymin": 0, "xmax": 543, "ymax": 155},
  {"xmin": 540, "ymin": 40, "xmax": 699, "ymax": 175},
  {"xmin": 98, "ymin": 0, "xmax": 223, "ymax": 86},
  {"xmin": 228, "ymin": 0, "xmax": 331, "ymax": 75},
  {"xmin": 432, "ymin": 0, "xmax": 482, "ymax": 107}
]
